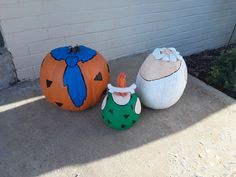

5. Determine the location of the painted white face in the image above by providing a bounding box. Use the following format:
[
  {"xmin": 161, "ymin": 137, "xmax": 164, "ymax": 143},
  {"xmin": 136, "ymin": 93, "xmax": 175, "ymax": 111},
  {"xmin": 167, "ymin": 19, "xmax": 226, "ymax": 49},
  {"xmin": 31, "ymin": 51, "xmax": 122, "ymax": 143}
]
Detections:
[
  {"xmin": 106, "ymin": 83, "xmax": 137, "ymax": 106},
  {"xmin": 111, "ymin": 93, "xmax": 131, "ymax": 105}
]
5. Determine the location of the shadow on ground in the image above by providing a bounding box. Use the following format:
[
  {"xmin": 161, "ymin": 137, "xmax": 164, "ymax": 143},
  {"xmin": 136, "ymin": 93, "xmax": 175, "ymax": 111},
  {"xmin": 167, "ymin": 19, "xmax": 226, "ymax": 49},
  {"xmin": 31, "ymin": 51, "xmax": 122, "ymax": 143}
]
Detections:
[{"xmin": 0, "ymin": 53, "xmax": 234, "ymax": 177}]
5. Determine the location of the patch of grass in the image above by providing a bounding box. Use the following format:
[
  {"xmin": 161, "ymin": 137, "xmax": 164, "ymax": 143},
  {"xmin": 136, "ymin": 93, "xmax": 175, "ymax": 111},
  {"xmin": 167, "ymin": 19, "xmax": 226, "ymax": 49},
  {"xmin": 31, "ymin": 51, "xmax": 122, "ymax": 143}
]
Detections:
[{"xmin": 207, "ymin": 48, "xmax": 236, "ymax": 92}]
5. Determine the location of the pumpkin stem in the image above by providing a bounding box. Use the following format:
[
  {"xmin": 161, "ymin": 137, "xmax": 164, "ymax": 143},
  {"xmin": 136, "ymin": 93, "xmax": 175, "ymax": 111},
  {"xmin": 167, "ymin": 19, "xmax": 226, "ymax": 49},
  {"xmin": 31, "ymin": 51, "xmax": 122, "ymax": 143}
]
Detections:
[
  {"xmin": 116, "ymin": 72, "xmax": 127, "ymax": 96},
  {"xmin": 70, "ymin": 45, "xmax": 80, "ymax": 53}
]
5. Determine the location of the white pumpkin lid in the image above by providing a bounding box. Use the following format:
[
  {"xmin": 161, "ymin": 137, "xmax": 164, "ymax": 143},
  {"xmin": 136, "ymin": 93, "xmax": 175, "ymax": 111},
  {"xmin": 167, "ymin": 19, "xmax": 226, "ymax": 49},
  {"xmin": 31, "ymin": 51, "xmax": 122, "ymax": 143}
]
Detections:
[{"xmin": 140, "ymin": 47, "xmax": 183, "ymax": 81}]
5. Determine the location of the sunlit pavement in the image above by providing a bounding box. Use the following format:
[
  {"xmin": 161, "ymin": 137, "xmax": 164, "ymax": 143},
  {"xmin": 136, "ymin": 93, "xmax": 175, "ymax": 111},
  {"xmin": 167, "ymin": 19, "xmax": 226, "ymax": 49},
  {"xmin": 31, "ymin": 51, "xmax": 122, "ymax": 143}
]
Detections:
[{"xmin": 0, "ymin": 53, "xmax": 236, "ymax": 177}]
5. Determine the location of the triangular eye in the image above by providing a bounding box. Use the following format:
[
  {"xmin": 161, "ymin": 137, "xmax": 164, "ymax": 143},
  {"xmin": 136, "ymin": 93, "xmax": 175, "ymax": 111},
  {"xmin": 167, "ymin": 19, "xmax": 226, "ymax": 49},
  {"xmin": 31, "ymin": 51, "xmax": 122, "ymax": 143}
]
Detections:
[
  {"xmin": 109, "ymin": 109, "xmax": 114, "ymax": 114},
  {"xmin": 55, "ymin": 102, "xmax": 63, "ymax": 107},
  {"xmin": 123, "ymin": 114, "xmax": 129, "ymax": 119},
  {"xmin": 94, "ymin": 72, "xmax": 102, "ymax": 81},
  {"xmin": 46, "ymin": 79, "xmax": 53, "ymax": 88}
]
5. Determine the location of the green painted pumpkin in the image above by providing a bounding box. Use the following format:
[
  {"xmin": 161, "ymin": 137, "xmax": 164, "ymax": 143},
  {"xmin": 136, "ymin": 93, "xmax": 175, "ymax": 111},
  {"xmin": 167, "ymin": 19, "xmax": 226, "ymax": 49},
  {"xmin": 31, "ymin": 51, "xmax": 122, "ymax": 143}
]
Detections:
[{"xmin": 101, "ymin": 73, "xmax": 141, "ymax": 130}]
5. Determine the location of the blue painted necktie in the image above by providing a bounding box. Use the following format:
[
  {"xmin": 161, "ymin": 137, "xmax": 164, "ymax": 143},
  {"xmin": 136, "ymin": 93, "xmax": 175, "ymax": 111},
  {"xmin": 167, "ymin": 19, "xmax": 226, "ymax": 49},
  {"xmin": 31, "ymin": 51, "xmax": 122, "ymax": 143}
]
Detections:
[{"xmin": 51, "ymin": 45, "xmax": 96, "ymax": 107}]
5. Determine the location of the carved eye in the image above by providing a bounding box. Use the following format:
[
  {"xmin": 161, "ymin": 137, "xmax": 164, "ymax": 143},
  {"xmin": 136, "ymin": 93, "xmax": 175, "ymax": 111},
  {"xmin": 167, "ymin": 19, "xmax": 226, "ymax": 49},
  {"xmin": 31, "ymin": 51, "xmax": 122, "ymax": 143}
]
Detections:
[
  {"xmin": 94, "ymin": 72, "xmax": 102, "ymax": 81},
  {"xmin": 46, "ymin": 79, "xmax": 53, "ymax": 88}
]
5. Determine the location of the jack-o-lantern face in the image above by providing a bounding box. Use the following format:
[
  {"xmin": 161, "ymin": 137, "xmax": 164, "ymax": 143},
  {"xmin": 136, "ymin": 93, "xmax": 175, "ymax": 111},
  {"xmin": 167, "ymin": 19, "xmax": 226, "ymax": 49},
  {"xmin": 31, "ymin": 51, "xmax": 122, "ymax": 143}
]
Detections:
[{"xmin": 40, "ymin": 45, "xmax": 110, "ymax": 111}]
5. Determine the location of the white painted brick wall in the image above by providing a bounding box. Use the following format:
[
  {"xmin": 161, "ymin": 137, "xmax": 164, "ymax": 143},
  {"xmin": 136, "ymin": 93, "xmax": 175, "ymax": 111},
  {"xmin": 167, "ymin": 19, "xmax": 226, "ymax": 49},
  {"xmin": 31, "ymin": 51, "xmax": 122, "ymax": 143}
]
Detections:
[{"xmin": 0, "ymin": 0, "xmax": 236, "ymax": 80}]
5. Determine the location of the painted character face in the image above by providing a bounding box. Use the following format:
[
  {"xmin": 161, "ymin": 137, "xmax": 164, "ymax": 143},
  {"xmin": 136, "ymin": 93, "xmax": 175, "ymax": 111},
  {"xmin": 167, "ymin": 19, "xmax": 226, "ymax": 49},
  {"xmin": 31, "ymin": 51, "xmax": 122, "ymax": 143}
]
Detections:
[
  {"xmin": 136, "ymin": 47, "xmax": 188, "ymax": 109},
  {"xmin": 40, "ymin": 45, "xmax": 110, "ymax": 111}
]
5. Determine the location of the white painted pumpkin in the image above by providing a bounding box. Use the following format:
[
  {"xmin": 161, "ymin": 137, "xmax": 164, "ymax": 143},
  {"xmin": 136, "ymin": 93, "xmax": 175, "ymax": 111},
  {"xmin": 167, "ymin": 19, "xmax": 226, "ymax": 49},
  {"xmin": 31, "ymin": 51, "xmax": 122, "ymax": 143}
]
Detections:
[{"xmin": 136, "ymin": 47, "xmax": 188, "ymax": 109}]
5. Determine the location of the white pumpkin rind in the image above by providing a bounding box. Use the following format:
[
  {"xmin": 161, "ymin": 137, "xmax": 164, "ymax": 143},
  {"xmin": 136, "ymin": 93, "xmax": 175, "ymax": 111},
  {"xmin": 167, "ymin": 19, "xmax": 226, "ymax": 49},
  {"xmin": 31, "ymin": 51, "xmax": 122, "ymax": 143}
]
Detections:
[{"xmin": 136, "ymin": 49, "xmax": 187, "ymax": 109}]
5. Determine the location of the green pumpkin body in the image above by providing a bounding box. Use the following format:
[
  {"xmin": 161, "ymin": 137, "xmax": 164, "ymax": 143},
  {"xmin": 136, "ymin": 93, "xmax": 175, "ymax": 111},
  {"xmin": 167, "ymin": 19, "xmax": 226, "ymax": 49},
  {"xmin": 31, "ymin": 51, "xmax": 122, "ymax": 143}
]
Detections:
[{"xmin": 101, "ymin": 92, "xmax": 141, "ymax": 130}]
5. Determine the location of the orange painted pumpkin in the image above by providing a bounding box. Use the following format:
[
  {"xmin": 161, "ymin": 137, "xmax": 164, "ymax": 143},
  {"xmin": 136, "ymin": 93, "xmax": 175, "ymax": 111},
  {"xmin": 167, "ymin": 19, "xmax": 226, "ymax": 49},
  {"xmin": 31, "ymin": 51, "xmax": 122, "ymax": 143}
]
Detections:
[{"xmin": 40, "ymin": 45, "xmax": 110, "ymax": 111}]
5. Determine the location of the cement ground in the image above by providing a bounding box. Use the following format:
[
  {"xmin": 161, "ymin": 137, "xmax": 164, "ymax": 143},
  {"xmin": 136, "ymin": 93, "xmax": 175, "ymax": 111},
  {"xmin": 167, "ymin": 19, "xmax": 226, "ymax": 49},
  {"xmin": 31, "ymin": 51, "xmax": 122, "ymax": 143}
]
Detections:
[{"xmin": 0, "ymin": 53, "xmax": 236, "ymax": 177}]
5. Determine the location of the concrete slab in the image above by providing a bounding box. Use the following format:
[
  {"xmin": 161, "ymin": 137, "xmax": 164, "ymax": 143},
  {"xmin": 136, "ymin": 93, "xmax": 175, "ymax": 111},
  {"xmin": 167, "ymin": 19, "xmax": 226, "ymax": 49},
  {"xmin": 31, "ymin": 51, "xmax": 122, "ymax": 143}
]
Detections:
[{"xmin": 0, "ymin": 53, "xmax": 235, "ymax": 177}]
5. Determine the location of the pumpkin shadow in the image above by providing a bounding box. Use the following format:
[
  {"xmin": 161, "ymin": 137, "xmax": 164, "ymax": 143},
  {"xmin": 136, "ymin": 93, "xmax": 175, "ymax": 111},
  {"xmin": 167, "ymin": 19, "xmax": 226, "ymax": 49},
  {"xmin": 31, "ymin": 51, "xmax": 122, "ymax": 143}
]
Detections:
[{"xmin": 0, "ymin": 53, "xmax": 234, "ymax": 177}]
